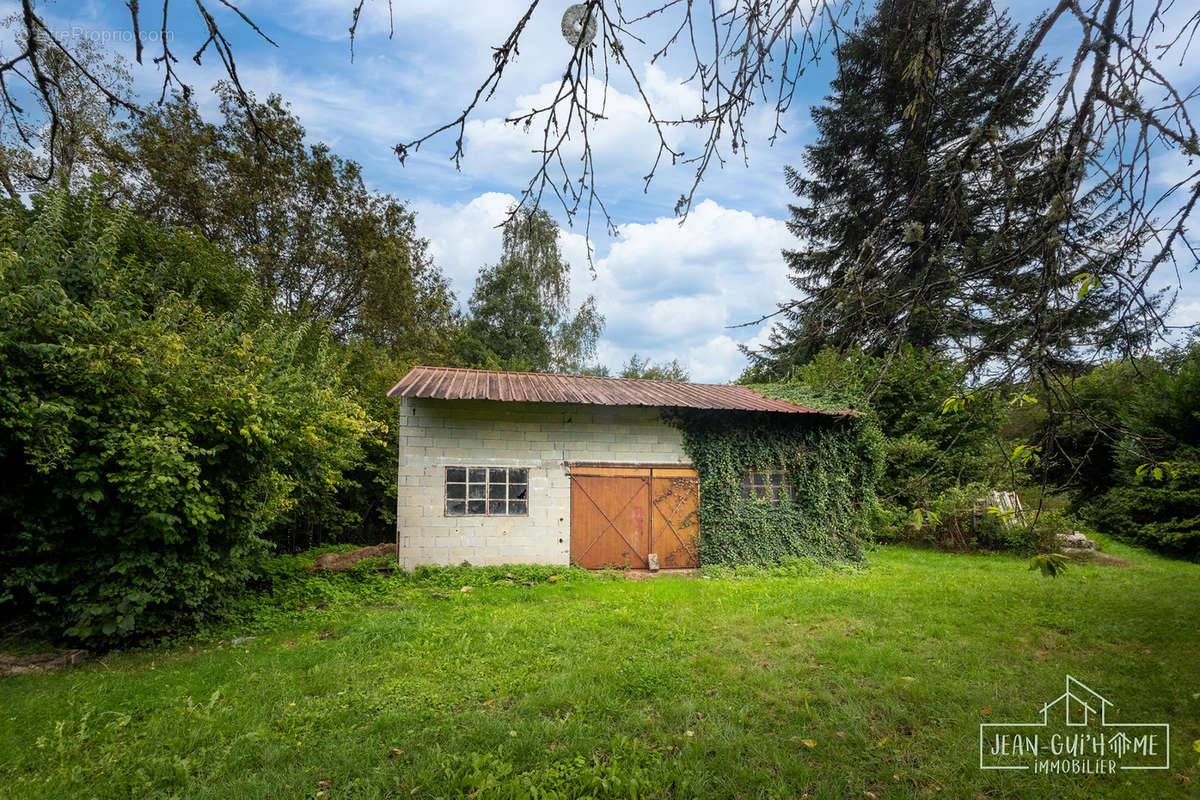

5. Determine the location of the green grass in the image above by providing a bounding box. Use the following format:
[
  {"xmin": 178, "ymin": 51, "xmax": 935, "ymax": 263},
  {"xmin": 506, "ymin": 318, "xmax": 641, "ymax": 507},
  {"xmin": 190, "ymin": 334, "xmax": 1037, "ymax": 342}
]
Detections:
[{"xmin": 1, "ymin": 542, "xmax": 1198, "ymax": 799}]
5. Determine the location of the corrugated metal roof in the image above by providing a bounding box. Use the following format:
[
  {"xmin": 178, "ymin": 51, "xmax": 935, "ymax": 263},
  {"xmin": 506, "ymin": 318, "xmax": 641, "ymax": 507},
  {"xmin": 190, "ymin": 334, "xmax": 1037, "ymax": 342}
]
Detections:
[{"xmin": 387, "ymin": 366, "xmax": 847, "ymax": 416}]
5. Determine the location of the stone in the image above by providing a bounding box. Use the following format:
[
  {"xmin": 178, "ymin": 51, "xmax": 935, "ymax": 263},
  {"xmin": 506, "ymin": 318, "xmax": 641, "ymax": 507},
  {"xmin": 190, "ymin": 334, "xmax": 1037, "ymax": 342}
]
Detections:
[
  {"xmin": 1055, "ymin": 531, "xmax": 1097, "ymax": 551},
  {"xmin": 647, "ymin": 553, "xmax": 660, "ymax": 572}
]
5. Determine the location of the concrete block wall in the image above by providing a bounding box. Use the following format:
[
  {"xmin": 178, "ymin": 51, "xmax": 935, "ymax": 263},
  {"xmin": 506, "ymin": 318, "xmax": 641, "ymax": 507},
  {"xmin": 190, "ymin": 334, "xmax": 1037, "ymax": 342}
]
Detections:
[{"xmin": 394, "ymin": 397, "xmax": 690, "ymax": 568}]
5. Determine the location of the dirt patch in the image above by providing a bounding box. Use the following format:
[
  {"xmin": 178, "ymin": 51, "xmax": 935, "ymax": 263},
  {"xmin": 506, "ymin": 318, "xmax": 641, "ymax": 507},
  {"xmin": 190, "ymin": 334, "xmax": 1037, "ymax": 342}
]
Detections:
[
  {"xmin": 623, "ymin": 569, "xmax": 699, "ymax": 580},
  {"xmin": 0, "ymin": 649, "xmax": 88, "ymax": 676},
  {"xmin": 1065, "ymin": 549, "xmax": 1131, "ymax": 567},
  {"xmin": 310, "ymin": 542, "xmax": 397, "ymax": 572}
]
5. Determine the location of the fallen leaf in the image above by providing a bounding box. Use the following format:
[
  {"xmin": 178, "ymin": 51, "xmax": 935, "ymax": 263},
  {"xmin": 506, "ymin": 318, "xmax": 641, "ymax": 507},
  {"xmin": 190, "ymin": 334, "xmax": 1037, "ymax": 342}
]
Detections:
[
  {"xmin": 388, "ymin": 748, "xmax": 403, "ymax": 758},
  {"xmin": 836, "ymin": 731, "xmax": 846, "ymax": 738},
  {"xmin": 549, "ymin": 744, "xmax": 557, "ymax": 751},
  {"xmin": 460, "ymin": 585, "xmax": 473, "ymax": 593},
  {"xmin": 801, "ymin": 739, "xmax": 817, "ymax": 748},
  {"xmin": 902, "ymin": 676, "xmax": 914, "ymax": 681},
  {"xmin": 876, "ymin": 737, "xmax": 890, "ymax": 747},
  {"xmin": 481, "ymin": 698, "xmax": 495, "ymax": 707},
  {"xmin": 318, "ymin": 780, "xmax": 331, "ymax": 789},
  {"xmin": 981, "ymin": 706, "xmax": 993, "ymax": 714},
  {"xmin": 509, "ymin": 730, "xmax": 517, "ymax": 737},
  {"xmin": 864, "ymin": 792, "xmax": 878, "ymax": 800}
]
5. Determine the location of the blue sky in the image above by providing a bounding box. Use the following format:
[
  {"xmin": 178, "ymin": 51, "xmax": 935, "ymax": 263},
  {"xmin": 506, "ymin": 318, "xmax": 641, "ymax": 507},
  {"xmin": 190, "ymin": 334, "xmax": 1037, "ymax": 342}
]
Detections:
[{"xmin": 21, "ymin": 0, "xmax": 1200, "ymax": 381}]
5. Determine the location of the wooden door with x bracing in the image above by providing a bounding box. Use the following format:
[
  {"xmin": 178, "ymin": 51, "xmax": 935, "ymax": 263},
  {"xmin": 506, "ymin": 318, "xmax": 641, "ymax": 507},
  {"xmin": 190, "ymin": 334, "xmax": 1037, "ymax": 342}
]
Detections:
[
  {"xmin": 650, "ymin": 467, "xmax": 701, "ymax": 568},
  {"xmin": 569, "ymin": 465, "xmax": 700, "ymax": 569}
]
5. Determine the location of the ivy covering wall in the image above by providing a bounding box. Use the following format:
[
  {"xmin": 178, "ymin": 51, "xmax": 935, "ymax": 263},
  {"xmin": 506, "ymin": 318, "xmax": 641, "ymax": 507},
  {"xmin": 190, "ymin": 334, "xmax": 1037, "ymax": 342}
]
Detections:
[{"xmin": 667, "ymin": 392, "xmax": 884, "ymax": 566}]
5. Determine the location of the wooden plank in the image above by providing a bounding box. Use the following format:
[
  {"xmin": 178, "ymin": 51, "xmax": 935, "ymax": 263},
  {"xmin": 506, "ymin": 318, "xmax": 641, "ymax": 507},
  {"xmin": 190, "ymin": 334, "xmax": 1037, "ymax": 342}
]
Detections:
[
  {"xmin": 650, "ymin": 471, "xmax": 700, "ymax": 569},
  {"xmin": 568, "ymin": 466, "xmax": 651, "ymax": 477},
  {"xmin": 569, "ymin": 475, "xmax": 650, "ymax": 569},
  {"xmin": 650, "ymin": 467, "xmax": 698, "ymax": 478},
  {"xmin": 568, "ymin": 461, "xmax": 693, "ymax": 470}
]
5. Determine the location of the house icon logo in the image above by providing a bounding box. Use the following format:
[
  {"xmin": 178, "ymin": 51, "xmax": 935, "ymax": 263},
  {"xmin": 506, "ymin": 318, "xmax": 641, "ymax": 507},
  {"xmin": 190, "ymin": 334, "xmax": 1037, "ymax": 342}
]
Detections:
[{"xmin": 979, "ymin": 675, "xmax": 1170, "ymax": 773}]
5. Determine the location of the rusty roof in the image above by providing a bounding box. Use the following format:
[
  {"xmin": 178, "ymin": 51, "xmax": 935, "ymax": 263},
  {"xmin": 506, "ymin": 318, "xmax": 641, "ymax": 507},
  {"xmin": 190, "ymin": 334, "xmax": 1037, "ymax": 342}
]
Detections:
[{"xmin": 387, "ymin": 366, "xmax": 846, "ymax": 415}]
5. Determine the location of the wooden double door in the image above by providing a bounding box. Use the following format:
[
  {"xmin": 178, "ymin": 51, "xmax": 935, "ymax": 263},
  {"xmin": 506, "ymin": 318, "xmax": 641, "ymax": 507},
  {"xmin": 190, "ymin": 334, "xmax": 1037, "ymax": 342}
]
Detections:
[{"xmin": 568, "ymin": 464, "xmax": 700, "ymax": 569}]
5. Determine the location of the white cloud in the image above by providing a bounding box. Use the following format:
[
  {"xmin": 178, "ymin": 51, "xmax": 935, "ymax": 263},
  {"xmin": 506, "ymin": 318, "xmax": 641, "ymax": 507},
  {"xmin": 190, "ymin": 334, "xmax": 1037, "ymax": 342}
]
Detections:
[
  {"xmin": 413, "ymin": 191, "xmax": 518, "ymax": 297},
  {"xmin": 417, "ymin": 193, "xmax": 796, "ymax": 382}
]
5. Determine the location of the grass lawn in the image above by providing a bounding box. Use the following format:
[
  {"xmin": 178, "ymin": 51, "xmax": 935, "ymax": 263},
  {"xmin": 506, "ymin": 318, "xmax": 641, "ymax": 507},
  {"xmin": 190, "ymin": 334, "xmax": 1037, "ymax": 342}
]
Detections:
[{"xmin": 1, "ymin": 542, "xmax": 1198, "ymax": 799}]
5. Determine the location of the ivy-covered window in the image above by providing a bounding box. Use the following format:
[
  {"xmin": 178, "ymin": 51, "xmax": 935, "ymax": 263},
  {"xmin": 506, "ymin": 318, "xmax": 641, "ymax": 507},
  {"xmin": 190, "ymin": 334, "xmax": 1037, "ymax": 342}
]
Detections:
[
  {"xmin": 741, "ymin": 469, "xmax": 793, "ymax": 503},
  {"xmin": 445, "ymin": 467, "xmax": 529, "ymax": 516}
]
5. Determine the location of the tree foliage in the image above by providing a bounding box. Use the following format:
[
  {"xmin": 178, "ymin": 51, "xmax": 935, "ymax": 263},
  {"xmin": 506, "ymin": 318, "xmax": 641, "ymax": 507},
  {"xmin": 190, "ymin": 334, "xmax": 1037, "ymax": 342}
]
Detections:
[
  {"xmin": 1011, "ymin": 342, "xmax": 1200, "ymax": 559},
  {"xmin": 0, "ymin": 192, "xmax": 371, "ymax": 644},
  {"xmin": 0, "ymin": 18, "xmax": 131, "ymax": 197},
  {"xmin": 115, "ymin": 84, "xmax": 460, "ymax": 362},
  {"xmin": 455, "ymin": 207, "xmax": 603, "ymax": 374},
  {"xmin": 617, "ymin": 354, "xmax": 690, "ymax": 382},
  {"xmin": 750, "ymin": 0, "xmax": 1149, "ymax": 378},
  {"xmin": 744, "ymin": 346, "xmax": 1001, "ymax": 508}
]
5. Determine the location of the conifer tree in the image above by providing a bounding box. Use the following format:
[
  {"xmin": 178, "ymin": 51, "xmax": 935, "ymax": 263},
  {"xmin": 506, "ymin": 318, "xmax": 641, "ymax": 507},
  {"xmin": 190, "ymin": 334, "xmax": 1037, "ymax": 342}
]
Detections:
[{"xmin": 749, "ymin": 0, "xmax": 1149, "ymax": 380}]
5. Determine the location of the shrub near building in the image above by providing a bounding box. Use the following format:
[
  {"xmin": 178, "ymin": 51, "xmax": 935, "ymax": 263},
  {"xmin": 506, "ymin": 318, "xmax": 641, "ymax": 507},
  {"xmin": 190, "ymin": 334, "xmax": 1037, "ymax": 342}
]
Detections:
[{"xmin": 0, "ymin": 193, "xmax": 370, "ymax": 645}]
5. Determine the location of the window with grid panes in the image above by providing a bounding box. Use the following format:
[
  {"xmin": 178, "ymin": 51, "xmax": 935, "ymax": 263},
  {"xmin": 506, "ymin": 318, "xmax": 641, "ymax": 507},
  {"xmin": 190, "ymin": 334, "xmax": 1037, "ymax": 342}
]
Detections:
[
  {"xmin": 444, "ymin": 467, "xmax": 529, "ymax": 516},
  {"xmin": 740, "ymin": 469, "xmax": 793, "ymax": 503}
]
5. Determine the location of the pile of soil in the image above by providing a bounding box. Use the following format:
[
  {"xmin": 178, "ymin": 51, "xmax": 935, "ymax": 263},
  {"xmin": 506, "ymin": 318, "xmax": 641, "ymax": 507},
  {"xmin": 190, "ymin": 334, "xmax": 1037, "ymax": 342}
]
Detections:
[
  {"xmin": 0, "ymin": 649, "xmax": 88, "ymax": 676},
  {"xmin": 310, "ymin": 542, "xmax": 397, "ymax": 572}
]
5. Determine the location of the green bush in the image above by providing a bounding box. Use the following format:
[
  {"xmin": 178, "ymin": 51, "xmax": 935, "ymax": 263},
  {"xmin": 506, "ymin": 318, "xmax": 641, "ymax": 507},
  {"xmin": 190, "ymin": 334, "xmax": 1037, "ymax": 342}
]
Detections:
[
  {"xmin": 0, "ymin": 192, "xmax": 370, "ymax": 646},
  {"xmin": 898, "ymin": 484, "xmax": 1055, "ymax": 554},
  {"xmin": 1079, "ymin": 464, "xmax": 1200, "ymax": 559},
  {"xmin": 744, "ymin": 346, "xmax": 1004, "ymax": 508},
  {"xmin": 1071, "ymin": 343, "xmax": 1200, "ymax": 559}
]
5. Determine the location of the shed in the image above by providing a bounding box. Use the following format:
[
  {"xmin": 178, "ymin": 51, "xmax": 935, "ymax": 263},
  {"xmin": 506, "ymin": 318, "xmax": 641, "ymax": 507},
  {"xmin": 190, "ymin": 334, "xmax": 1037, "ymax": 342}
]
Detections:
[{"xmin": 388, "ymin": 366, "xmax": 847, "ymax": 570}]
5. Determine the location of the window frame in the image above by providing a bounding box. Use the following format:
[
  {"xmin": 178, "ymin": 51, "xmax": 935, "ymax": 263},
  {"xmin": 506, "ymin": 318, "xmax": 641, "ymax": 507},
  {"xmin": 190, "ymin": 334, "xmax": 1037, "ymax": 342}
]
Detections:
[
  {"xmin": 740, "ymin": 468, "xmax": 794, "ymax": 504},
  {"xmin": 444, "ymin": 466, "xmax": 529, "ymax": 517}
]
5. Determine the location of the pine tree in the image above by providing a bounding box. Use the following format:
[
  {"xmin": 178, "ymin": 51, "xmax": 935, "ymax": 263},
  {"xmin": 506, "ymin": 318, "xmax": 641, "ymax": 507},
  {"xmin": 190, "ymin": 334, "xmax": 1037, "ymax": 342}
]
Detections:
[{"xmin": 748, "ymin": 0, "xmax": 1146, "ymax": 380}]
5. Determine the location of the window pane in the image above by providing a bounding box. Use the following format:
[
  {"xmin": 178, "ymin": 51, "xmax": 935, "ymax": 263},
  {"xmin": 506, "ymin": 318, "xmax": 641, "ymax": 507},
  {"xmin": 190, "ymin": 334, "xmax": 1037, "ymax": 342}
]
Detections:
[
  {"xmin": 446, "ymin": 483, "xmax": 466, "ymax": 499},
  {"xmin": 740, "ymin": 485, "xmax": 750, "ymax": 500},
  {"xmin": 468, "ymin": 483, "xmax": 486, "ymax": 499},
  {"xmin": 756, "ymin": 486, "xmax": 769, "ymax": 500},
  {"xmin": 509, "ymin": 483, "xmax": 527, "ymax": 499},
  {"xmin": 488, "ymin": 500, "xmax": 507, "ymax": 515},
  {"xmin": 467, "ymin": 500, "xmax": 486, "ymax": 515},
  {"xmin": 488, "ymin": 482, "xmax": 507, "ymax": 499},
  {"xmin": 769, "ymin": 472, "xmax": 783, "ymax": 485},
  {"xmin": 468, "ymin": 468, "xmax": 486, "ymax": 483},
  {"xmin": 446, "ymin": 500, "xmax": 466, "ymax": 516},
  {"xmin": 446, "ymin": 467, "xmax": 466, "ymax": 483},
  {"xmin": 489, "ymin": 468, "xmax": 507, "ymax": 484},
  {"xmin": 508, "ymin": 468, "xmax": 528, "ymax": 483},
  {"xmin": 508, "ymin": 500, "xmax": 527, "ymax": 515}
]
